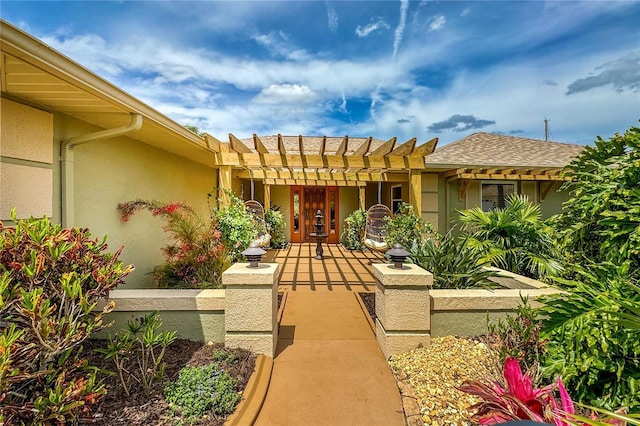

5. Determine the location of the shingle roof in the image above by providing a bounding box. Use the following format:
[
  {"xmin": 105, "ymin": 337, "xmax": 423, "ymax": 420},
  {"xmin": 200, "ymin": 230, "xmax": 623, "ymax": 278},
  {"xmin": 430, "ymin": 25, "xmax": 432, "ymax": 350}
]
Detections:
[{"xmin": 424, "ymin": 132, "xmax": 585, "ymax": 168}]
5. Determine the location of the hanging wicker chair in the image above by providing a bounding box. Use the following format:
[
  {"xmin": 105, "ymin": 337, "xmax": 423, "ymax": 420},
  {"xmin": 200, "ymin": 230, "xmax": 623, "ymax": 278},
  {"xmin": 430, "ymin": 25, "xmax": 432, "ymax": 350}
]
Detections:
[
  {"xmin": 244, "ymin": 200, "xmax": 271, "ymax": 248},
  {"xmin": 363, "ymin": 203, "xmax": 392, "ymax": 252}
]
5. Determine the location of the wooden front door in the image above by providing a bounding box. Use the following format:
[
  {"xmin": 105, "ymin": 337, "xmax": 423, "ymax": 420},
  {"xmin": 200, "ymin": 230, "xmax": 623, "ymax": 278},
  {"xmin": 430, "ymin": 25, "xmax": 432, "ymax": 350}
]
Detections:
[{"xmin": 290, "ymin": 186, "xmax": 339, "ymax": 243}]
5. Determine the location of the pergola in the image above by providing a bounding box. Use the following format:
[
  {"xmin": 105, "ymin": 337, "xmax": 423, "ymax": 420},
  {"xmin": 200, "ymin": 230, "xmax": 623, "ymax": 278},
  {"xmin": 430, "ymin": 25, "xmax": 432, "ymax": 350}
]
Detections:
[
  {"xmin": 442, "ymin": 167, "xmax": 570, "ymax": 202},
  {"xmin": 204, "ymin": 133, "xmax": 438, "ymax": 212}
]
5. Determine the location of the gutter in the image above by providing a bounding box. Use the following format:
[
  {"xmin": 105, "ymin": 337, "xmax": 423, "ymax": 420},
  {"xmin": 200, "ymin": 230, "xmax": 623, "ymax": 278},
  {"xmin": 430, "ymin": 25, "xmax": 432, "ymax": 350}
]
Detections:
[{"xmin": 61, "ymin": 113, "xmax": 143, "ymax": 227}]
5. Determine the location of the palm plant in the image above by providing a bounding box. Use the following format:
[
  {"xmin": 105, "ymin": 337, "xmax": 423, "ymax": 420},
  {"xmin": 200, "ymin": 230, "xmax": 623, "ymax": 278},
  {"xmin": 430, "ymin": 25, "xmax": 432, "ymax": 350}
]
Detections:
[
  {"xmin": 458, "ymin": 194, "xmax": 562, "ymax": 279},
  {"xmin": 408, "ymin": 229, "xmax": 497, "ymax": 289}
]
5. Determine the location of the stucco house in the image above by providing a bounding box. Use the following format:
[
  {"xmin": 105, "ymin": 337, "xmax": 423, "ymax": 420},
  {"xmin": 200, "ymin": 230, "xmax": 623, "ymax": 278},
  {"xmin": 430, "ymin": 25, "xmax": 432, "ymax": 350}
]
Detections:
[{"xmin": 0, "ymin": 20, "xmax": 585, "ymax": 288}]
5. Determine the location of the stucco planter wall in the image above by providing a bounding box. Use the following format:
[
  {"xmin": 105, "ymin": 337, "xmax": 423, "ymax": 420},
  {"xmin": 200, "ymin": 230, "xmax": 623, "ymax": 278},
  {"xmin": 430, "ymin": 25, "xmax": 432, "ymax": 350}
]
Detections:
[
  {"xmin": 96, "ymin": 289, "xmax": 226, "ymax": 342},
  {"xmin": 371, "ymin": 264, "xmax": 564, "ymax": 356},
  {"xmin": 430, "ymin": 269, "xmax": 564, "ymax": 337}
]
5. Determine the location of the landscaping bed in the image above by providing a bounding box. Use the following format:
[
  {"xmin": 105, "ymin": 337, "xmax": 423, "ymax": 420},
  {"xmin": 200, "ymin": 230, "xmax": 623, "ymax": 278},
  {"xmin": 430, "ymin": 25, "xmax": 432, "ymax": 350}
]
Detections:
[
  {"xmin": 388, "ymin": 336, "xmax": 497, "ymax": 426},
  {"xmin": 85, "ymin": 339, "xmax": 256, "ymax": 425}
]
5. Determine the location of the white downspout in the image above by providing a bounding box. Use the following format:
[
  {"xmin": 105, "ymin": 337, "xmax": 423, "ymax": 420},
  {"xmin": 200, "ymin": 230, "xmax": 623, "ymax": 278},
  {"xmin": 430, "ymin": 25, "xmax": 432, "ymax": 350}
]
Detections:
[{"xmin": 61, "ymin": 113, "xmax": 143, "ymax": 227}]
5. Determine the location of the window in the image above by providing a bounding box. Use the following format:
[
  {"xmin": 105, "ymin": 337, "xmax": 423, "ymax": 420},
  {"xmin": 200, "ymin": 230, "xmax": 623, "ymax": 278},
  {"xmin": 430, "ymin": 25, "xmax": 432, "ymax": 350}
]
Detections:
[
  {"xmin": 391, "ymin": 185, "xmax": 403, "ymax": 213},
  {"xmin": 481, "ymin": 183, "xmax": 515, "ymax": 211}
]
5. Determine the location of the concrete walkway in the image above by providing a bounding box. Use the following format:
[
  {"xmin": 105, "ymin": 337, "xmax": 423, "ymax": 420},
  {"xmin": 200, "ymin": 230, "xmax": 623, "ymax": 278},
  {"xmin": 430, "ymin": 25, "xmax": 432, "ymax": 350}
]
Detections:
[{"xmin": 254, "ymin": 289, "xmax": 405, "ymax": 426}]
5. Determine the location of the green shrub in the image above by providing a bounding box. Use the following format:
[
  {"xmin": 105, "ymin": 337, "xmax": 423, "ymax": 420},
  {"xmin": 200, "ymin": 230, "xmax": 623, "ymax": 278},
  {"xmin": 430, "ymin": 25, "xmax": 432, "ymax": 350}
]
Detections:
[
  {"xmin": 384, "ymin": 202, "xmax": 437, "ymax": 249},
  {"xmin": 459, "ymin": 194, "xmax": 562, "ymax": 279},
  {"xmin": 539, "ymin": 262, "xmax": 640, "ymax": 411},
  {"xmin": 265, "ymin": 207, "xmax": 287, "ymax": 248},
  {"xmin": 341, "ymin": 209, "xmax": 366, "ymax": 250},
  {"xmin": 164, "ymin": 364, "xmax": 241, "ymax": 421},
  {"xmin": 553, "ymin": 125, "xmax": 640, "ymax": 277},
  {"xmin": 488, "ymin": 296, "xmax": 546, "ymax": 376},
  {"xmin": 211, "ymin": 348, "xmax": 239, "ymax": 364},
  {"xmin": 210, "ymin": 191, "xmax": 258, "ymax": 262},
  {"xmin": 119, "ymin": 200, "xmax": 227, "ymax": 288},
  {"xmin": 96, "ymin": 312, "xmax": 177, "ymax": 396},
  {"xmin": 408, "ymin": 230, "xmax": 497, "ymax": 289},
  {"xmin": 0, "ymin": 212, "xmax": 133, "ymax": 424}
]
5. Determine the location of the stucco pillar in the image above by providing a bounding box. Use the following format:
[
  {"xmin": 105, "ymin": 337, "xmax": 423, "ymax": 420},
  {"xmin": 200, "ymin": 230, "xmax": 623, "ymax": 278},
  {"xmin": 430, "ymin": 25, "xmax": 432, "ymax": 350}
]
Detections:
[
  {"xmin": 359, "ymin": 185, "xmax": 366, "ymax": 211},
  {"xmin": 223, "ymin": 262, "xmax": 280, "ymax": 357},
  {"xmin": 264, "ymin": 183, "xmax": 271, "ymax": 210},
  {"xmin": 409, "ymin": 170, "xmax": 422, "ymax": 215},
  {"xmin": 373, "ymin": 263, "xmax": 433, "ymax": 358}
]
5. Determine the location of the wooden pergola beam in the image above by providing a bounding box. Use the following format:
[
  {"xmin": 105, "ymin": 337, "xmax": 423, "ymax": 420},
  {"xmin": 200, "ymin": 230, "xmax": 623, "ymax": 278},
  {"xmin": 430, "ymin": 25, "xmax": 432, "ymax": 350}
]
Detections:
[
  {"xmin": 214, "ymin": 152, "xmax": 426, "ymax": 169},
  {"xmin": 389, "ymin": 137, "xmax": 417, "ymax": 157},
  {"xmin": 335, "ymin": 135, "xmax": 349, "ymax": 156},
  {"xmin": 229, "ymin": 133, "xmax": 252, "ymax": 153},
  {"xmin": 298, "ymin": 135, "xmax": 304, "ymax": 155},
  {"xmin": 539, "ymin": 181, "xmax": 557, "ymax": 201},
  {"xmin": 458, "ymin": 179, "xmax": 472, "ymax": 201},
  {"xmin": 264, "ymin": 178, "xmax": 365, "ymax": 187},
  {"xmin": 370, "ymin": 137, "xmax": 396, "ymax": 156},
  {"xmin": 236, "ymin": 169, "xmax": 408, "ymax": 182},
  {"xmin": 319, "ymin": 136, "xmax": 327, "ymax": 156},
  {"xmin": 203, "ymin": 133, "xmax": 221, "ymax": 153},
  {"xmin": 353, "ymin": 136, "xmax": 372, "ymax": 157},
  {"xmin": 410, "ymin": 137, "xmax": 438, "ymax": 157},
  {"xmin": 277, "ymin": 134, "xmax": 287, "ymax": 155},
  {"xmin": 253, "ymin": 133, "xmax": 269, "ymax": 154}
]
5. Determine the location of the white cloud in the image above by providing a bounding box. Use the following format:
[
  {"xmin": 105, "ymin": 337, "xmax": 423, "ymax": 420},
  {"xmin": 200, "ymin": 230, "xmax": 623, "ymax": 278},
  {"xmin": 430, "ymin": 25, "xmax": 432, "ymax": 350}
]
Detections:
[
  {"xmin": 392, "ymin": 0, "xmax": 409, "ymax": 58},
  {"xmin": 355, "ymin": 19, "xmax": 390, "ymax": 37},
  {"xmin": 428, "ymin": 15, "xmax": 446, "ymax": 32},
  {"xmin": 326, "ymin": 1, "xmax": 339, "ymax": 32},
  {"xmin": 461, "ymin": 8, "xmax": 470, "ymax": 17},
  {"xmin": 252, "ymin": 84, "xmax": 318, "ymax": 104}
]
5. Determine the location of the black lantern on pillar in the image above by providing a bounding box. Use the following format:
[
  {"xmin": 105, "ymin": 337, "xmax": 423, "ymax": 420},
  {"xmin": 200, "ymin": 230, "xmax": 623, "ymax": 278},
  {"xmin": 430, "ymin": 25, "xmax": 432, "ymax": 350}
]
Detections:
[
  {"xmin": 242, "ymin": 241, "xmax": 266, "ymax": 268},
  {"xmin": 386, "ymin": 243, "xmax": 410, "ymax": 269}
]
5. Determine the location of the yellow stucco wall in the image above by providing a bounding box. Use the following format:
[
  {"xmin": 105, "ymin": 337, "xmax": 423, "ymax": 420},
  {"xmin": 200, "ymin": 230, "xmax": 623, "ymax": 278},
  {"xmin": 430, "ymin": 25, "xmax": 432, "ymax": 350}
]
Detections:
[
  {"xmin": 1, "ymin": 98, "xmax": 53, "ymax": 163},
  {"xmin": 0, "ymin": 98, "xmax": 54, "ymax": 219},
  {"xmin": 270, "ymin": 185, "xmax": 291, "ymax": 239},
  {"xmin": 54, "ymin": 113, "xmax": 218, "ymax": 288},
  {"xmin": 540, "ymin": 183, "xmax": 567, "ymax": 219},
  {"xmin": 339, "ymin": 186, "xmax": 359, "ymax": 237},
  {"xmin": 421, "ymin": 173, "xmax": 439, "ymax": 231},
  {"xmin": 521, "ymin": 181, "xmax": 538, "ymax": 203}
]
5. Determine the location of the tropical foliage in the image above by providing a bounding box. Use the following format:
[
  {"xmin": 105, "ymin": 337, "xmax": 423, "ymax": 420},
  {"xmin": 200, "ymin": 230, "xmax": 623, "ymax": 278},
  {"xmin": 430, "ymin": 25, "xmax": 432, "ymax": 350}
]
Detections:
[
  {"xmin": 459, "ymin": 194, "xmax": 562, "ymax": 279},
  {"xmin": 209, "ymin": 191, "xmax": 259, "ymax": 262},
  {"xmin": 384, "ymin": 202, "xmax": 438, "ymax": 249},
  {"xmin": 96, "ymin": 312, "xmax": 177, "ymax": 396},
  {"xmin": 539, "ymin": 262, "xmax": 640, "ymax": 410},
  {"xmin": 0, "ymin": 212, "xmax": 132, "ymax": 424},
  {"xmin": 341, "ymin": 209, "xmax": 367, "ymax": 250},
  {"xmin": 460, "ymin": 358, "xmax": 626, "ymax": 425},
  {"xmin": 119, "ymin": 199, "xmax": 228, "ymax": 288},
  {"xmin": 553, "ymin": 126, "xmax": 640, "ymax": 275},
  {"xmin": 489, "ymin": 296, "xmax": 546, "ymax": 375},
  {"xmin": 265, "ymin": 206, "xmax": 287, "ymax": 248},
  {"xmin": 408, "ymin": 229, "xmax": 497, "ymax": 289}
]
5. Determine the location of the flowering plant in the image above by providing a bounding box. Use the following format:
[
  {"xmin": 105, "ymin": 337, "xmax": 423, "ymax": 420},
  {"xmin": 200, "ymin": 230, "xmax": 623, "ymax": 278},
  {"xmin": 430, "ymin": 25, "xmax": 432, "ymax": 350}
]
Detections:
[
  {"xmin": 459, "ymin": 358, "xmax": 627, "ymax": 425},
  {"xmin": 119, "ymin": 199, "xmax": 227, "ymax": 288}
]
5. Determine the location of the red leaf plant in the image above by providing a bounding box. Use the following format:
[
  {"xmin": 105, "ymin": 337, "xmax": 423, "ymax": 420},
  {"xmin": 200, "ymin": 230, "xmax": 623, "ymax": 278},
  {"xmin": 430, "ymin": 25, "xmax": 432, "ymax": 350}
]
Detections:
[{"xmin": 459, "ymin": 358, "xmax": 626, "ymax": 425}]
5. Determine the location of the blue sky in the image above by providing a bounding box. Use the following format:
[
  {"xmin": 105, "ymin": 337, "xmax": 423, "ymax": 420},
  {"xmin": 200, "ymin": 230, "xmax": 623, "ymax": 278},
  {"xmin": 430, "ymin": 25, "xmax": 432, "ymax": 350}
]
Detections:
[{"xmin": 2, "ymin": 1, "xmax": 639, "ymax": 146}]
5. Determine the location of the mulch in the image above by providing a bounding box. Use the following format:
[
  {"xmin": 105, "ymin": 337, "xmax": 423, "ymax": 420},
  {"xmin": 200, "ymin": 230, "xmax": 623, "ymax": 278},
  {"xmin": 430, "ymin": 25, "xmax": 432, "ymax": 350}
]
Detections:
[{"xmin": 84, "ymin": 339, "xmax": 256, "ymax": 425}]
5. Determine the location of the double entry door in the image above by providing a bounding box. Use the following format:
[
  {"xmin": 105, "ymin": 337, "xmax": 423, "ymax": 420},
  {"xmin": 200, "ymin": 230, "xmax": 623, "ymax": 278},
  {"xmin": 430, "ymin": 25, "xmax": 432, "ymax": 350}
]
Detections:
[{"xmin": 290, "ymin": 186, "xmax": 339, "ymax": 243}]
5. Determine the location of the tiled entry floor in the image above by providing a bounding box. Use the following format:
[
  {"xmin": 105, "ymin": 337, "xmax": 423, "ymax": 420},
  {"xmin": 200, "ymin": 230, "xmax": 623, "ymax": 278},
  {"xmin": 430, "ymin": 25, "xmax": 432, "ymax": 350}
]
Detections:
[{"xmin": 264, "ymin": 243, "xmax": 384, "ymax": 292}]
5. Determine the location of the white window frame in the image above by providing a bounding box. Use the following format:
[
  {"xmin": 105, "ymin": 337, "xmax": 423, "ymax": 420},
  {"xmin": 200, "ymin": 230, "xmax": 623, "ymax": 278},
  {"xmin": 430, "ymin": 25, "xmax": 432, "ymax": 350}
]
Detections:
[{"xmin": 480, "ymin": 181, "xmax": 517, "ymax": 211}]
